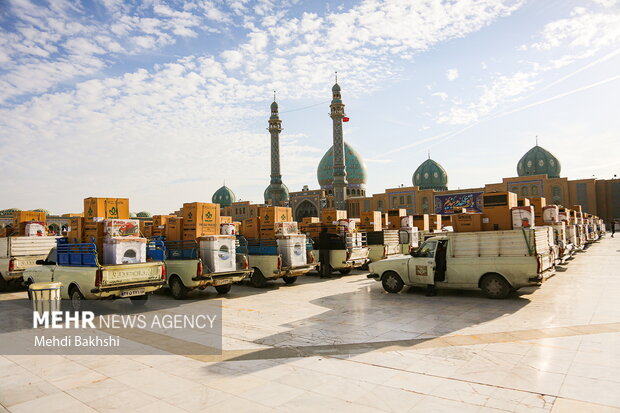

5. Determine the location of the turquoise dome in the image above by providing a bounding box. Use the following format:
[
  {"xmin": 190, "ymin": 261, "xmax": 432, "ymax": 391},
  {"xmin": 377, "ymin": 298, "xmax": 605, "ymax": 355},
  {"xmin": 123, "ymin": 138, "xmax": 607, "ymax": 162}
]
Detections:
[
  {"xmin": 264, "ymin": 183, "xmax": 290, "ymax": 204},
  {"xmin": 34, "ymin": 208, "xmax": 50, "ymax": 216},
  {"xmin": 212, "ymin": 185, "xmax": 236, "ymax": 207},
  {"xmin": 413, "ymin": 158, "xmax": 448, "ymax": 191},
  {"xmin": 136, "ymin": 211, "xmax": 152, "ymax": 218},
  {"xmin": 0, "ymin": 208, "xmax": 21, "ymax": 216},
  {"xmin": 317, "ymin": 142, "xmax": 367, "ymax": 189},
  {"xmin": 517, "ymin": 145, "xmax": 561, "ymax": 178},
  {"xmin": 130, "ymin": 212, "xmax": 137, "ymax": 218}
]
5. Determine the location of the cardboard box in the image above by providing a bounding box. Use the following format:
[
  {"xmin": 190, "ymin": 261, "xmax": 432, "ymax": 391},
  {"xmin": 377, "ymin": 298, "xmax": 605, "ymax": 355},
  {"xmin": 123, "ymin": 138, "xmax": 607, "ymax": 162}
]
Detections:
[
  {"xmin": 429, "ymin": 214, "xmax": 442, "ymax": 231},
  {"xmin": 182, "ymin": 202, "xmax": 221, "ymax": 240},
  {"xmin": 67, "ymin": 217, "xmax": 84, "ymax": 243},
  {"xmin": 83, "ymin": 198, "xmax": 129, "ymax": 220},
  {"xmin": 152, "ymin": 226, "xmax": 165, "ymax": 237},
  {"xmin": 83, "ymin": 221, "xmax": 105, "ymax": 243},
  {"xmin": 511, "ymin": 206, "xmax": 535, "ymax": 229},
  {"xmin": 259, "ymin": 207, "xmax": 292, "ymax": 226},
  {"xmin": 441, "ymin": 215, "xmax": 453, "ymax": 228},
  {"xmin": 13, "ymin": 211, "xmax": 47, "ymax": 229},
  {"xmin": 152, "ymin": 215, "xmax": 176, "ymax": 227},
  {"xmin": 242, "ymin": 217, "xmax": 260, "ymax": 239},
  {"xmin": 482, "ymin": 192, "xmax": 518, "ymax": 210},
  {"xmin": 143, "ymin": 226, "xmax": 153, "ymax": 238},
  {"xmin": 481, "ymin": 208, "xmax": 513, "ymax": 231},
  {"xmin": 248, "ymin": 204, "xmax": 261, "ymax": 219},
  {"xmin": 165, "ymin": 217, "xmax": 183, "ymax": 241},
  {"xmin": 321, "ymin": 209, "xmax": 347, "ymax": 223},
  {"xmin": 103, "ymin": 219, "xmax": 140, "ymax": 238},
  {"xmin": 411, "ymin": 214, "xmax": 430, "ymax": 231},
  {"xmin": 220, "ymin": 216, "xmax": 233, "ymax": 224},
  {"xmin": 360, "ymin": 211, "xmax": 382, "ymax": 232},
  {"xmin": 517, "ymin": 197, "xmax": 531, "ymax": 206},
  {"xmin": 530, "ymin": 198, "xmax": 547, "ymax": 226},
  {"xmin": 453, "ymin": 213, "xmax": 482, "ymax": 232},
  {"xmin": 302, "ymin": 217, "xmax": 321, "ymax": 224}
]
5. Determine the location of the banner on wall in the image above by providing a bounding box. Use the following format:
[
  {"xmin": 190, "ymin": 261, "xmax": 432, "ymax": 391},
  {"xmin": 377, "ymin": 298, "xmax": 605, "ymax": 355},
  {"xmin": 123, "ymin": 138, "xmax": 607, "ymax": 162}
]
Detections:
[{"xmin": 434, "ymin": 192, "xmax": 484, "ymax": 214}]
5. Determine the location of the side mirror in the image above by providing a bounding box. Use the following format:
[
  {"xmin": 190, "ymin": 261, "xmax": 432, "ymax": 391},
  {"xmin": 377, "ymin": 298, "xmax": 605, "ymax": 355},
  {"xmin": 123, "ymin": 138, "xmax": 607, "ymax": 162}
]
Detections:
[{"xmin": 36, "ymin": 259, "xmax": 45, "ymax": 265}]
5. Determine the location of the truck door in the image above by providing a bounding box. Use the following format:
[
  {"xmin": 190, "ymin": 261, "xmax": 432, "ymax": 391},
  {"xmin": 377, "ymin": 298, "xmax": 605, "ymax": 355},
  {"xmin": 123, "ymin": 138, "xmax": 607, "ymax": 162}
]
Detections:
[{"xmin": 407, "ymin": 240, "xmax": 437, "ymax": 285}]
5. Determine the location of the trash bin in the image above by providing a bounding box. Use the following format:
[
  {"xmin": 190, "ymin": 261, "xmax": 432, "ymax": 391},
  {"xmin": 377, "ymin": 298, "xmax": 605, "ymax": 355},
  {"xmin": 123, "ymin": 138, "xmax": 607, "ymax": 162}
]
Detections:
[{"xmin": 29, "ymin": 282, "xmax": 62, "ymax": 314}]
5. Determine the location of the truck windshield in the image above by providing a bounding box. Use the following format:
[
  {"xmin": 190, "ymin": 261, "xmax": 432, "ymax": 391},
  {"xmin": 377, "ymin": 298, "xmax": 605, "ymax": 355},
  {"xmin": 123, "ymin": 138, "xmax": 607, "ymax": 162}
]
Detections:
[{"xmin": 417, "ymin": 240, "xmax": 437, "ymax": 258}]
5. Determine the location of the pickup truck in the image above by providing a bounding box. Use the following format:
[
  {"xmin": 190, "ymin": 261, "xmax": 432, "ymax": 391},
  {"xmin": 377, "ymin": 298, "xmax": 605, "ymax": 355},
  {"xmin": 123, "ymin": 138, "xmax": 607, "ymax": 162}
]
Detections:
[
  {"xmin": 0, "ymin": 236, "xmax": 59, "ymax": 290},
  {"xmin": 240, "ymin": 235, "xmax": 315, "ymax": 288},
  {"xmin": 310, "ymin": 232, "xmax": 370, "ymax": 275},
  {"xmin": 23, "ymin": 239, "xmax": 165, "ymax": 310},
  {"xmin": 368, "ymin": 227, "xmax": 556, "ymax": 299},
  {"xmin": 399, "ymin": 228, "xmax": 420, "ymax": 255},
  {"xmin": 160, "ymin": 240, "xmax": 250, "ymax": 299},
  {"xmin": 551, "ymin": 222, "xmax": 572, "ymax": 263},
  {"xmin": 367, "ymin": 230, "xmax": 402, "ymax": 263}
]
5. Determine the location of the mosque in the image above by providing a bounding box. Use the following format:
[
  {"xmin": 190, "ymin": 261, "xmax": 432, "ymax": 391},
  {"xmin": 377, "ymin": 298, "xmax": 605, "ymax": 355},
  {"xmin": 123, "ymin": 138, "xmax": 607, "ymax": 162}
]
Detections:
[{"xmin": 211, "ymin": 79, "xmax": 619, "ymax": 224}]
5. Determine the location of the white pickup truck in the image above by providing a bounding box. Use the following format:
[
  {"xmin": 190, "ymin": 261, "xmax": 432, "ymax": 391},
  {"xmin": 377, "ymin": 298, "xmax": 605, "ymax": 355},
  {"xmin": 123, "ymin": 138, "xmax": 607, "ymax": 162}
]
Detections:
[
  {"xmin": 0, "ymin": 236, "xmax": 59, "ymax": 290},
  {"xmin": 162, "ymin": 240, "xmax": 251, "ymax": 299},
  {"xmin": 310, "ymin": 232, "xmax": 370, "ymax": 275},
  {"xmin": 368, "ymin": 227, "xmax": 556, "ymax": 299},
  {"xmin": 23, "ymin": 244, "xmax": 166, "ymax": 310}
]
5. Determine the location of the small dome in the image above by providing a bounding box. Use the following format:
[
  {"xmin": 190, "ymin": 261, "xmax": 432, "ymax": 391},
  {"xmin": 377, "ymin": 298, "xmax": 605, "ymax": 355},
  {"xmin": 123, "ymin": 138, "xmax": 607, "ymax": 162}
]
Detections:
[
  {"xmin": 130, "ymin": 212, "xmax": 137, "ymax": 218},
  {"xmin": 212, "ymin": 185, "xmax": 236, "ymax": 208},
  {"xmin": 264, "ymin": 183, "xmax": 290, "ymax": 204},
  {"xmin": 412, "ymin": 158, "xmax": 448, "ymax": 191},
  {"xmin": 317, "ymin": 142, "xmax": 367, "ymax": 189},
  {"xmin": 136, "ymin": 211, "xmax": 152, "ymax": 218},
  {"xmin": 270, "ymin": 101, "xmax": 278, "ymax": 111},
  {"xmin": 332, "ymin": 83, "xmax": 341, "ymax": 92},
  {"xmin": 517, "ymin": 145, "xmax": 561, "ymax": 178},
  {"xmin": 34, "ymin": 208, "xmax": 50, "ymax": 216}
]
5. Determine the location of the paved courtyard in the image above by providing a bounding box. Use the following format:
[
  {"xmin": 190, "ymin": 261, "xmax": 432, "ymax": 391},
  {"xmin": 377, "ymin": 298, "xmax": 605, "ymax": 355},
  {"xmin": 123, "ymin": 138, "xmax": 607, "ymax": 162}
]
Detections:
[{"xmin": 2, "ymin": 236, "xmax": 620, "ymax": 412}]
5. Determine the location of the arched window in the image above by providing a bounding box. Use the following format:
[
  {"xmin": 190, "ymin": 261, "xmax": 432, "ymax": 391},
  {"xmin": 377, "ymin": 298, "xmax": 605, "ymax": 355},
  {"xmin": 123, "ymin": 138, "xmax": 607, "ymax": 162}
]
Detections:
[
  {"xmin": 422, "ymin": 197, "xmax": 429, "ymax": 214},
  {"xmin": 521, "ymin": 186, "xmax": 529, "ymax": 196},
  {"xmin": 531, "ymin": 185, "xmax": 539, "ymax": 196},
  {"xmin": 295, "ymin": 200, "xmax": 318, "ymax": 222},
  {"xmin": 552, "ymin": 186, "xmax": 562, "ymax": 205}
]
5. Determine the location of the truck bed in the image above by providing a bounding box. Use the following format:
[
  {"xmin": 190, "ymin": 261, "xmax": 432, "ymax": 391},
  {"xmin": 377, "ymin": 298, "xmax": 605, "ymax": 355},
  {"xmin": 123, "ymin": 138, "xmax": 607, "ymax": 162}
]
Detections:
[{"xmin": 0, "ymin": 236, "xmax": 60, "ymax": 258}]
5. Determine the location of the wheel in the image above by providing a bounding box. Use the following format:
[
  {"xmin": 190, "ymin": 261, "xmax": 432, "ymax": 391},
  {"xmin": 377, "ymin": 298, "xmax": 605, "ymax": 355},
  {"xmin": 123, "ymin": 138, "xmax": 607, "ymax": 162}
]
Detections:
[
  {"xmin": 0, "ymin": 274, "xmax": 8, "ymax": 292},
  {"xmin": 282, "ymin": 276, "xmax": 297, "ymax": 285},
  {"xmin": 250, "ymin": 268, "xmax": 267, "ymax": 288},
  {"xmin": 130, "ymin": 295, "xmax": 148, "ymax": 305},
  {"xmin": 339, "ymin": 269, "xmax": 351, "ymax": 275},
  {"xmin": 24, "ymin": 279, "xmax": 33, "ymax": 300},
  {"xmin": 480, "ymin": 274, "xmax": 511, "ymax": 299},
  {"xmin": 169, "ymin": 276, "xmax": 188, "ymax": 300},
  {"xmin": 70, "ymin": 287, "xmax": 85, "ymax": 311},
  {"xmin": 382, "ymin": 271, "xmax": 404, "ymax": 293},
  {"xmin": 215, "ymin": 284, "xmax": 232, "ymax": 294}
]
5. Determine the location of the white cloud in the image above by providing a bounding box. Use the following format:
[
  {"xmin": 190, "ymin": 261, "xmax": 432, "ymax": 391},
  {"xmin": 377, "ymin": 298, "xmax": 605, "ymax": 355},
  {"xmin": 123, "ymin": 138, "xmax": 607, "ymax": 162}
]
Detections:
[
  {"xmin": 432, "ymin": 92, "xmax": 448, "ymax": 101},
  {"xmin": 446, "ymin": 68, "xmax": 459, "ymax": 81}
]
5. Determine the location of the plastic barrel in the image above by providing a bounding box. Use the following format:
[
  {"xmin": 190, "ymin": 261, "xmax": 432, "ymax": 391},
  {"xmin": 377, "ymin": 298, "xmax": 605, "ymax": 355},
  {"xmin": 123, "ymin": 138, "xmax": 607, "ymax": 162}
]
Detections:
[{"xmin": 29, "ymin": 282, "xmax": 62, "ymax": 314}]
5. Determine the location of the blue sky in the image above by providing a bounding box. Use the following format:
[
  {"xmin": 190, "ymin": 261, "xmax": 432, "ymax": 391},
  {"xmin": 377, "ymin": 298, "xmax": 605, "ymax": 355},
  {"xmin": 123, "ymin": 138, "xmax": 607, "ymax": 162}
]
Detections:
[{"xmin": 0, "ymin": 0, "xmax": 619, "ymax": 214}]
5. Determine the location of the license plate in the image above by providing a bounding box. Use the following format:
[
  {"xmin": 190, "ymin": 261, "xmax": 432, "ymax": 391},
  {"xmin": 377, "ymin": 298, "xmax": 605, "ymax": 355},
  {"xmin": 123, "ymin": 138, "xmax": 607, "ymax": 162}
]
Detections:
[
  {"xmin": 121, "ymin": 288, "xmax": 145, "ymax": 298},
  {"xmin": 212, "ymin": 278, "xmax": 230, "ymax": 286}
]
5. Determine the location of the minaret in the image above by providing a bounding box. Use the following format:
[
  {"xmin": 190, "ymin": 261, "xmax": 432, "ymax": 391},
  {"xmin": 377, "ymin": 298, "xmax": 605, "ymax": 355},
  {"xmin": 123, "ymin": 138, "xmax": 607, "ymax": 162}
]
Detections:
[
  {"xmin": 267, "ymin": 92, "xmax": 286, "ymax": 206},
  {"xmin": 330, "ymin": 73, "xmax": 348, "ymax": 209}
]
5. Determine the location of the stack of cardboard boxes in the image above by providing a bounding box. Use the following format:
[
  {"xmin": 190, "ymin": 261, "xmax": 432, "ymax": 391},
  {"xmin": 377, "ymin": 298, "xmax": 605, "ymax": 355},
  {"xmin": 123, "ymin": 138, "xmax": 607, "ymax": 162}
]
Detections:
[
  {"xmin": 411, "ymin": 214, "xmax": 430, "ymax": 232},
  {"xmin": 387, "ymin": 209, "xmax": 406, "ymax": 230},
  {"xmin": 299, "ymin": 217, "xmax": 322, "ymax": 238},
  {"xmin": 481, "ymin": 192, "xmax": 517, "ymax": 231},
  {"xmin": 453, "ymin": 213, "xmax": 482, "ymax": 232},
  {"xmin": 165, "ymin": 217, "xmax": 183, "ymax": 241},
  {"xmin": 151, "ymin": 215, "xmax": 176, "ymax": 238},
  {"xmin": 530, "ymin": 198, "xmax": 546, "ymax": 226},
  {"xmin": 259, "ymin": 206, "xmax": 293, "ymax": 239},
  {"xmin": 12, "ymin": 211, "xmax": 47, "ymax": 236},
  {"xmin": 428, "ymin": 214, "xmax": 442, "ymax": 231}
]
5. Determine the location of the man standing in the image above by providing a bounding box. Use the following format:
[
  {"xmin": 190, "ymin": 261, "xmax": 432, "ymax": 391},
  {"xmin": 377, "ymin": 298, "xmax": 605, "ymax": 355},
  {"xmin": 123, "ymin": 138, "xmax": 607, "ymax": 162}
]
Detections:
[
  {"xmin": 319, "ymin": 227, "xmax": 332, "ymax": 278},
  {"xmin": 612, "ymin": 220, "xmax": 616, "ymax": 238}
]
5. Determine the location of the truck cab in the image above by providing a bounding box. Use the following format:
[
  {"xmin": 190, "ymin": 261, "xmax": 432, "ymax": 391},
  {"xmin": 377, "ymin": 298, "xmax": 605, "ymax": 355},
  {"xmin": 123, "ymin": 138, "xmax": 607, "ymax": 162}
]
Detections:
[
  {"xmin": 23, "ymin": 239, "xmax": 166, "ymax": 310},
  {"xmin": 158, "ymin": 240, "xmax": 251, "ymax": 299}
]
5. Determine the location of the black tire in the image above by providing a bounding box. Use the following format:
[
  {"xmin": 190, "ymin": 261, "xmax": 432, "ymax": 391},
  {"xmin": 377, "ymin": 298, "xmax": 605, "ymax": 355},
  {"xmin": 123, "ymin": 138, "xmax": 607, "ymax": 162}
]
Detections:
[
  {"xmin": 250, "ymin": 268, "xmax": 267, "ymax": 288},
  {"xmin": 382, "ymin": 271, "xmax": 404, "ymax": 293},
  {"xmin": 215, "ymin": 284, "xmax": 232, "ymax": 294},
  {"xmin": 130, "ymin": 295, "xmax": 148, "ymax": 305},
  {"xmin": 70, "ymin": 287, "xmax": 85, "ymax": 311},
  {"xmin": 0, "ymin": 274, "xmax": 8, "ymax": 292},
  {"xmin": 339, "ymin": 269, "xmax": 351, "ymax": 275},
  {"xmin": 169, "ymin": 276, "xmax": 188, "ymax": 300},
  {"xmin": 282, "ymin": 276, "xmax": 297, "ymax": 285},
  {"xmin": 480, "ymin": 273, "xmax": 511, "ymax": 299}
]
